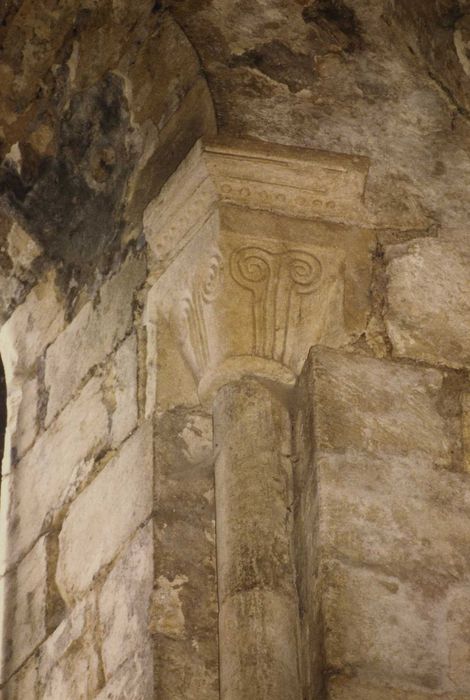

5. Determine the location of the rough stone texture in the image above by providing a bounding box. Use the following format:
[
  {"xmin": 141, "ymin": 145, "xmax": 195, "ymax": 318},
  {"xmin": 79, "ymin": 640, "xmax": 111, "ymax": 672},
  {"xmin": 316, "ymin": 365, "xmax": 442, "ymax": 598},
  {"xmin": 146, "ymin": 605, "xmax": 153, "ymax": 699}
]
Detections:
[
  {"xmin": 166, "ymin": 0, "xmax": 470, "ymax": 247},
  {"xmin": 0, "ymin": 536, "xmax": 47, "ymax": 683},
  {"xmin": 94, "ymin": 647, "xmax": 153, "ymax": 700},
  {"xmin": 37, "ymin": 598, "xmax": 103, "ymax": 700},
  {"xmin": 0, "ymin": 653, "xmax": 38, "ymax": 700},
  {"xmin": 386, "ymin": 239, "xmax": 470, "ymax": 368},
  {"xmin": 108, "ymin": 333, "xmax": 139, "ymax": 447},
  {"xmin": 153, "ymin": 407, "xmax": 219, "ymax": 700},
  {"xmin": 99, "ymin": 523, "xmax": 153, "ymax": 681},
  {"xmin": 295, "ymin": 348, "xmax": 470, "ymax": 698},
  {"xmin": 12, "ymin": 375, "xmax": 38, "ymax": 460},
  {"xmin": 4, "ymin": 375, "xmax": 109, "ymax": 567},
  {"xmin": 214, "ymin": 378, "xmax": 301, "ymax": 700},
  {"xmin": 463, "ymin": 393, "xmax": 470, "ymax": 473},
  {"xmin": 40, "ymin": 637, "xmax": 101, "ymax": 700},
  {"xmin": 0, "ymin": 7, "xmax": 215, "ymax": 289},
  {"xmin": 56, "ymin": 422, "xmax": 153, "ymax": 604},
  {"xmin": 45, "ymin": 255, "xmax": 145, "ymax": 424},
  {"xmin": 0, "ymin": 4, "xmax": 470, "ymax": 696},
  {"xmin": 0, "ymin": 270, "xmax": 64, "ymax": 373}
]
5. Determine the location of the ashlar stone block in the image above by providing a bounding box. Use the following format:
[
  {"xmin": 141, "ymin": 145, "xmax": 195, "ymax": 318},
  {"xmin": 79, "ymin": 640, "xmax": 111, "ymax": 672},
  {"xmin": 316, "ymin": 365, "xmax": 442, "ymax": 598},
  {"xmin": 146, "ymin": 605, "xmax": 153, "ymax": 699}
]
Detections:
[
  {"xmin": 98, "ymin": 523, "xmax": 153, "ymax": 679},
  {"xmin": 0, "ymin": 653, "xmax": 38, "ymax": 700},
  {"xmin": 94, "ymin": 646, "xmax": 153, "ymax": 700},
  {"xmin": 56, "ymin": 422, "xmax": 153, "ymax": 603},
  {"xmin": 385, "ymin": 239, "xmax": 470, "ymax": 368},
  {"xmin": 0, "ymin": 537, "xmax": 47, "ymax": 683},
  {"xmin": 307, "ymin": 347, "xmax": 449, "ymax": 462},
  {"xmin": 323, "ymin": 562, "xmax": 444, "ymax": 692},
  {"xmin": 0, "ymin": 270, "xmax": 65, "ymax": 374},
  {"xmin": 4, "ymin": 375, "xmax": 109, "ymax": 568},
  {"xmin": 295, "ymin": 348, "xmax": 470, "ymax": 698},
  {"xmin": 45, "ymin": 255, "xmax": 145, "ymax": 424},
  {"xmin": 109, "ymin": 333, "xmax": 139, "ymax": 447}
]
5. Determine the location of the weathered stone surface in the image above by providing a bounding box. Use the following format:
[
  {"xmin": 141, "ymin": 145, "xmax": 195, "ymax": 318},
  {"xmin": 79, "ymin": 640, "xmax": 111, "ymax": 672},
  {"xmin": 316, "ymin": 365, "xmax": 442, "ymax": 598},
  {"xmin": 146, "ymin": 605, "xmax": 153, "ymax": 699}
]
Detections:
[
  {"xmin": 99, "ymin": 523, "xmax": 153, "ymax": 679},
  {"xmin": 153, "ymin": 159, "xmax": 375, "ymax": 401},
  {"xmin": 4, "ymin": 376, "xmax": 109, "ymax": 567},
  {"xmin": 108, "ymin": 333, "xmax": 139, "ymax": 447},
  {"xmin": 214, "ymin": 378, "xmax": 301, "ymax": 700},
  {"xmin": 323, "ymin": 562, "xmax": 444, "ymax": 691},
  {"xmin": 36, "ymin": 591, "xmax": 99, "ymax": 700},
  {"xmin": 463, "ymin": 393, "xmax": 470, "ymax": 474},
  {"xmin": 56, "ymin": 422, "xmax": 153, "ymax": 603},
  {"xmin": 40, "ymin": 637, "xmax": 101, "ymax": 700},
  {"xmin": 446, "ymin": 587, "xmax": 470, "ymax": 690},
  {"xmin": 307, "ymin": 347, "xmax": 449, "ymax": 462},
  {"xmin": 295, "ymin": 347, "xmax": 470, "ymax": 697},
  {"xmin": 45, "ymin": 255, "xmax": 145, "ymax": 423},
  {"xmin": 11, "ymin": 375, "xmax": 38, "ymax": 461},
  {"xmin": 153, "ymin": 407, "xmax": 218, "ymax": 700},
  {"xmin": 317, "ymin": 451, "xmax": 470, "ymax": 590},
  {"xmin": 328, "ymin": 678, "xmax": 467, "ymax": 700},
  {"xmin": 385, "ymin": 240, "xmax": 470, "ymax": 368},
  {"xmin": 94, "ymin": 647, "xmax": 153, "ymax": 700},
  {"xmin": 38, "ymin": 598, "xmax": 89, "ymax": 681},
  {"xmin": 0, "ymin": 271, "xmax": 65, "ymax": 373},
  {"xmin": 1, "ymin": 4, "xmax": 470, "ymax": 696},
  {"xmin": 0, "ymin": 537, "xmax": 47, "ymax": 682},
  {"xmin": 0, "ymin": 653, "xmax": 38, "ymax": 700}
]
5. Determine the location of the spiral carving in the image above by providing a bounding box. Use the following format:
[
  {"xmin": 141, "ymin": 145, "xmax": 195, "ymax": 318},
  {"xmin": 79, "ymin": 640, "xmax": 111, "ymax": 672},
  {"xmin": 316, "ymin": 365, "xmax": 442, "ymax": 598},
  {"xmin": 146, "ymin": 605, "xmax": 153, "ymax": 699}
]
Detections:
[
  {"xmin": 230, "ymin": 247, "xmax": 271, "ymax": 290},
  {"xmin": 286, "ymin": 250, "xmax": 322, "ymax": 294}
]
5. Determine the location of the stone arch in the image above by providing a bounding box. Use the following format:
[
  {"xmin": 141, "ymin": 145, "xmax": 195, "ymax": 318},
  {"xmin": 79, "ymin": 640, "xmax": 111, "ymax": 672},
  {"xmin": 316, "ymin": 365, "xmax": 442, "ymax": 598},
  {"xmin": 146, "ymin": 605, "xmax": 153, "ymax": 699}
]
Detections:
[
  {"xmin": 0, "ymin": 9, "xmax": 217, "ymax": 288},
  {"xmin": 0, "ymin": 10, "xmax": 218, "ymax": 694}
]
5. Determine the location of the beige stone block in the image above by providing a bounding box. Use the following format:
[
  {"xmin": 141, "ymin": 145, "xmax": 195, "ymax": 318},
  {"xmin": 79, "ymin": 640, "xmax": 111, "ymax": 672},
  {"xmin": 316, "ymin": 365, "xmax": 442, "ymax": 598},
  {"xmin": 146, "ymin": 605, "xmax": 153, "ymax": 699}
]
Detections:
[
  {"xmin": 5, "ymin": 376, "xmax": 109, "ymax": 567},
  {"xmin": 328, "ymin": 677, "xmax": 465, "ymax": 699},
  {"xmin": 38, "ymin": 598, "xmax": 89, "ymax": 681},
  {"xmin": 385, "ymin": 239, "xmax": 470, "ymax": 368},
  {"xmin": 45, "ymin": 255, "xmax": 145, "ymax": 423},
  {"xmin": 40, "ymin": 637, "xmax": 101, "ymax": 700},
  {"xmin": 0, "ymin": 270, "xmax": 65, "ymax": 373},
  {"xmin": 306, "ymin": 348, "xmax": 449, "ymax": 463},
  {"xmin": 0, "ymin": 537, "xmax": 47, "ymax": 682},
  {"xmin": 203, "ymin": 138, "xmax": 369, "ymax": 224},
  {"xmin": 56, "ymin": 423, "xmax": 153, "ymax": 603},
  {"xmin": 109, "ymin": 333, "xmax": 139, "ymax": 446},
  {"xmin": 317, "ymin": 451, "xmax": 470, "ymax": 588},
  {"xmin": 99, "ymin": 523, "xmax": 153, "ymax": 678},
  {"xmin": 8, "ymin": 222, "xmax": 42, "ymax": 272},
  {"xmin": 153, "ymin": 406, "xmax": 218, "ymax": 700},
  {"xmin": 11, "ymin": 375, "xmax": 38, "ymax": 460},
  {"xmin": 446, "ymin": 587, "xmax": 470, "ymax": 690},
  {"xmin": 143, "ymin": 139, "xmax": 218, "ymax": 270},
  {"xmin": 463, "ymin": 393, "xmax": 470, "ymax": 474},
  {"xmin": 0, "ymin": 653, "xmax": 38, "ymax": 699},
  {"xmin": 94, "ymin": 646, "xmax": 153, "ymax": 700},
  {"xmin": 323, "ymin": 562, "xmax": 444, "ymax": 692}
]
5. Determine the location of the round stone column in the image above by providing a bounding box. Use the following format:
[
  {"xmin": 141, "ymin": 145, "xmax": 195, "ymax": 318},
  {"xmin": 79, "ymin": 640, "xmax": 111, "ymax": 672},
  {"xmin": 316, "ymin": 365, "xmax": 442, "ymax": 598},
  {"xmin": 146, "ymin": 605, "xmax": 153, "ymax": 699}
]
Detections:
[{"xmin": 213, "ymin": 377, "xmax": 301, "ymax": 700}]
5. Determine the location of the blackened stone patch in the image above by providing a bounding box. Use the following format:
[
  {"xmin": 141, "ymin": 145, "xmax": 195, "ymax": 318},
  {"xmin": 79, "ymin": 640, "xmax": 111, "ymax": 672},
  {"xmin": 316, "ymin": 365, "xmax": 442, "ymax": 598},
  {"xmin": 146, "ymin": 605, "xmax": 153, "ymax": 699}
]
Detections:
[
  {"xmin": 0, "ymin": 73, "xmax": 136, "ymax": 282},
  {"xmin": 302, "ymin": 0, "xmax": 362, "ymax": 52}
]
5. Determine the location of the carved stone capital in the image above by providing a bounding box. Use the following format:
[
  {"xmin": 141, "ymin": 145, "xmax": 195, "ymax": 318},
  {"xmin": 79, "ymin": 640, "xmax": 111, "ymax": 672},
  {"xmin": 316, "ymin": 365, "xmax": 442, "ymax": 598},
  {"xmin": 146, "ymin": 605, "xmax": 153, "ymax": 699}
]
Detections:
[{"xmin": 146, "ymin": 138, "xmax": 375, "ymax": 402}]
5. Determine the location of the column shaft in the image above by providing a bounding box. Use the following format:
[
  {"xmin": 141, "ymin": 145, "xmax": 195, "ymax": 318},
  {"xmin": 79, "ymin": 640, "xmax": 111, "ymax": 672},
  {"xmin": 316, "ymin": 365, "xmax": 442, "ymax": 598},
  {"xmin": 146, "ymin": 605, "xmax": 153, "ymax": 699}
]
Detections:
[{"xmin": 213, "ymin": 378, "xmax": 301, "ymax": 700}]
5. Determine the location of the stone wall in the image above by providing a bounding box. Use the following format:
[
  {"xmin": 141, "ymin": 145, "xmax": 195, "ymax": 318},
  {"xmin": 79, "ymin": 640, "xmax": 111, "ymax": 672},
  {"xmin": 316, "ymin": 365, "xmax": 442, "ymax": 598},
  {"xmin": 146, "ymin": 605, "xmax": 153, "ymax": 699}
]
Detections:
[
  {"xmin": 0, "ymin": 3, "xmax": 469, "ymax": 698},
  {"xmin": 0, "ymin": 249, "xmax": 154, "ymax": 698}
]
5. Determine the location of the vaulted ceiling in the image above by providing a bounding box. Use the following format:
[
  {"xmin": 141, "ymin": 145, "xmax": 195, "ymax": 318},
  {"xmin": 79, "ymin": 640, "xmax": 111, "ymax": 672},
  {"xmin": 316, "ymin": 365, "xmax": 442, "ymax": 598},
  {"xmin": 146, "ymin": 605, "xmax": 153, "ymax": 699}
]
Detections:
[{"xmin": 0, "ymin": 0, "xmax": 469, "ymax": 288}]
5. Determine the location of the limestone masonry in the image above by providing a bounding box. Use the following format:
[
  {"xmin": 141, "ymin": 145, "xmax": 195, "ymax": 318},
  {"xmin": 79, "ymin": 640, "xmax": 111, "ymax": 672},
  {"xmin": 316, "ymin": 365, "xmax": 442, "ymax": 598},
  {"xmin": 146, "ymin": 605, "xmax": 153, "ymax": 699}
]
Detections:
[{"xmin": 0, "ymin": 2, "xmax": 469, "ymax": 699}]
